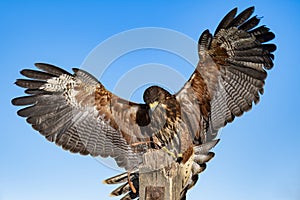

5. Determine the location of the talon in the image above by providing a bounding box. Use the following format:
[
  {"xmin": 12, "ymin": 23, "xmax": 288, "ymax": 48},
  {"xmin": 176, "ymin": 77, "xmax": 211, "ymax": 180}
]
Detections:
[
  {"xmin": 161, "ymin": 147, "xmax": 184, "ymax": 162},
  {"xmin": 127, "ymin": 172, "xmax": 137, "ymax": 194},
  {"xmin": 176, "ymin": 153, "xmax": 183, "ymax": 163},
  {"xmin": 162, "ymin": 146, "xmax": 177, "ymax": 159}
]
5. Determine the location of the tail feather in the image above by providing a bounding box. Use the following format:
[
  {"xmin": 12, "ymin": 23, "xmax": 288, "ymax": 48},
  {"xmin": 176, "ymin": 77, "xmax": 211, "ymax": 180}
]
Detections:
[
  {"xmin": 104, "ymin": 141, "xmax": 219, "ymax": 200},
  {"xmin": 110, "ymin": 183, "xmax": 131, "ymax": 196},
  {"xmin": 103, "ymin": 171, "xmax": 138, "ymax": 184}
]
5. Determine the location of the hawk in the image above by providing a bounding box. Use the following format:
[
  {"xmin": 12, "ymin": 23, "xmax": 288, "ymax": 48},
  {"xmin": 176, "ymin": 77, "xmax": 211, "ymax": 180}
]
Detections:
[{"xmin": 12, "ymin": 6, "xmax": 275, "ymax": 200}]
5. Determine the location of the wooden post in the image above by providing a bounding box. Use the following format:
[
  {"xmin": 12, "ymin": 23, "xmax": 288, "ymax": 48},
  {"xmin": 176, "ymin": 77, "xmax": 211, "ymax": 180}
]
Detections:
[{"xmin": 139, "ymin": 149, "xmax": 185, "ymax": 200}]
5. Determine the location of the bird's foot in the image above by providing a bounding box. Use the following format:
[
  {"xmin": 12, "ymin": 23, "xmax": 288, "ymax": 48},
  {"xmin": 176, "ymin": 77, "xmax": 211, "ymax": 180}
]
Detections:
[{"xmin": 161, "ymin": 146, "xmax": 183, "ymax": 162}]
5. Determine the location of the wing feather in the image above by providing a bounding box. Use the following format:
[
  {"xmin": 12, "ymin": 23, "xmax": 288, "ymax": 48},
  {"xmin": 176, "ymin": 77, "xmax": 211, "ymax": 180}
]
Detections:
[
  {"xmin": 214, "ymin": 7, "xmax": 237, "ymax": 35},
  {"xmin": 239, "ymin": 15, "xmax": 260, "ymax": 31},
  {"xmin": 12, "ymin": 63, "xmax": 149, "ymax": 170},
  {"xmin": 176, "ymin": 6, "xmax": 275, "ymax": 143},
  {"xmin": 227, "ymin": 6, "xmax": 254, "ymax": 28},
  {"xmin": 35, "ymin": 63, "xmax": 71, "ymax": 76}
]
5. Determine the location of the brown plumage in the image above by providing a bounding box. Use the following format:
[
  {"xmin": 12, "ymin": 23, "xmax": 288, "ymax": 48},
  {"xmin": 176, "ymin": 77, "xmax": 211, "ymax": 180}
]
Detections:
[{"xmin": 12, "ymin": 6, "xmax": 275, "ymax": 200}]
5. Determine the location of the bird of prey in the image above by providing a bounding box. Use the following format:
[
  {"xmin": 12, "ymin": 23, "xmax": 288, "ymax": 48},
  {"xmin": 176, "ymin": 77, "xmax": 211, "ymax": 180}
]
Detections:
[{"xmin": 12, "ymin": 6, "xmax": 275, "ymax": 200}]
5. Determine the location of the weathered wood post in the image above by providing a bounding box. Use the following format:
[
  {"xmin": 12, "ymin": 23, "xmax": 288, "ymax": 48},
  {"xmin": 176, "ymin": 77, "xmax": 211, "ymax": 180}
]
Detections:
[{"xmin": 139, "ymin": 149, "xmax": 185, "ymax": 200}]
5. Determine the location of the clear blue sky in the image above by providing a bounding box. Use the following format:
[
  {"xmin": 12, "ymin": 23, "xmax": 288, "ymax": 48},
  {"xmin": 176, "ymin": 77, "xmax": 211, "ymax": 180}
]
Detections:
[{"xmin": 1, "ymin": 1, "xmax": 300, "ymax": 200}]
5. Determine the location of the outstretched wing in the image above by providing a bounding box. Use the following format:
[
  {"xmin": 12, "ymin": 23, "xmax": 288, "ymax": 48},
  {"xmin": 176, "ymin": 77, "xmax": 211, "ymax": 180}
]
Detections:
[
  {"xmin": 176, "ymin": 6, "xmax": 276, "ymax": 144},
  {"xmin": 12, "ymin": 63, "xmax": 151, "ymax": 170}
]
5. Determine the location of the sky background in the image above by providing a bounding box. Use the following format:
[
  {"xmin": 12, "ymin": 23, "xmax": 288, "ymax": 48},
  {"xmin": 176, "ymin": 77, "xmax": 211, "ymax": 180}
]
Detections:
[{"xmin": 1, "ymin": 0, "xmax": 300, "ymax": 200}]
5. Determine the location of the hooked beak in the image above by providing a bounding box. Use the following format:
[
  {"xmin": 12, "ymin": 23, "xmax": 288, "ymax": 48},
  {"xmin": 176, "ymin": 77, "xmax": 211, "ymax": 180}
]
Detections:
[{"xmin": 149, "ymin": 101, "xmax": 159, "ymax": 111}]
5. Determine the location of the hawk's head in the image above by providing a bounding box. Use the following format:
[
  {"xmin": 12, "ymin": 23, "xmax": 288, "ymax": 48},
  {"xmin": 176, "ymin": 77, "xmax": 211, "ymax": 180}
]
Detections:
[{"xmin": 143, "ymin": 86, "xmax": 171, "ymax": 110}]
